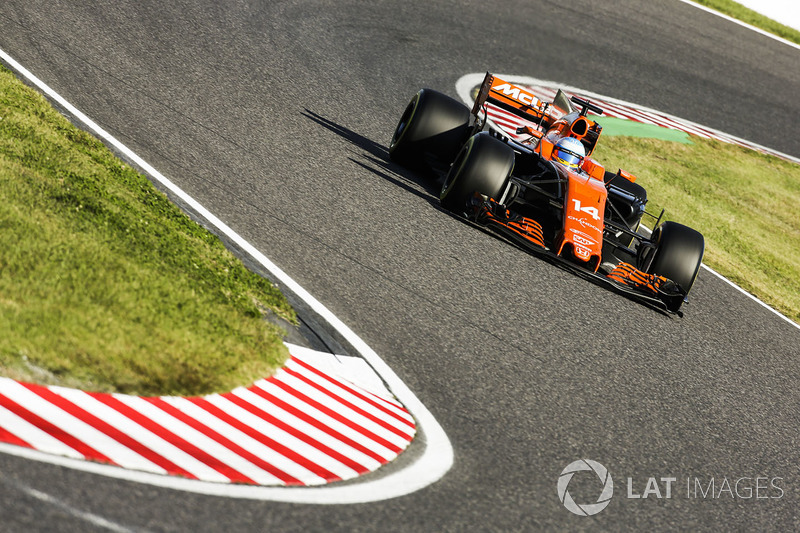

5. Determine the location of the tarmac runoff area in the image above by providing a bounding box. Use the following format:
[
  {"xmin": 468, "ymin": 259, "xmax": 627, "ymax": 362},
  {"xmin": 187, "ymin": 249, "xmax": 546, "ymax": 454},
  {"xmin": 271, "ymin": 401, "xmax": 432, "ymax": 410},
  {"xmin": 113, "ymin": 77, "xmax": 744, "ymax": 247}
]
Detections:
[
  {"xmin": 2, "ymin": 66, "xmax": 799, "ymax": 497},
  {"xmin": 1, "ymin": 3, "xmax": 799, "ymax": 500}
]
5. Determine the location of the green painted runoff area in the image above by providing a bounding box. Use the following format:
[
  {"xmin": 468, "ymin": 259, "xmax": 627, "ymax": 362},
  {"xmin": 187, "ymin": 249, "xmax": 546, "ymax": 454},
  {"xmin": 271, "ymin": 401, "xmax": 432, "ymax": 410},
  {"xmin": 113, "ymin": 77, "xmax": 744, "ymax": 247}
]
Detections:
[{"xmin": 591, "ymin": 115, "xmax": 692, "ymax": 144}]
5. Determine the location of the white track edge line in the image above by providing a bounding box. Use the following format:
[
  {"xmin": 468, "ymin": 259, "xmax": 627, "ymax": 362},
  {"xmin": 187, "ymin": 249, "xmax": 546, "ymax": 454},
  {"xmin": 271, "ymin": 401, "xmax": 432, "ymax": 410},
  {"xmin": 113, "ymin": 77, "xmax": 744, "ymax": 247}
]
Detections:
[
  {"xmin": 456, "ymin": 73, "xmax": 800, "ymax": 333},
  {"xmin": 0, "ymin": 47, "xmax": 453, "ymax": 504},
  {"xmin": 677, "ymin": 0, "xmax": 800, "ymax": 52}
]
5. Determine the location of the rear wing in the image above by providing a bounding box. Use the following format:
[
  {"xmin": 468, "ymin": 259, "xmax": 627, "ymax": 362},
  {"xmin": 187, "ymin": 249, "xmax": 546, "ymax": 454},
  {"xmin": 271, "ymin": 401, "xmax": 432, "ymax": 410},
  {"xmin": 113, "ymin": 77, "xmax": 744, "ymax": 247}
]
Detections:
[
  {"xmin": 472, "ymin": 73, "xmax": 563, "ymax": 128},
  {"xmin": 474, "ymin": 73, "xmax": 609, "ymax": 156}
]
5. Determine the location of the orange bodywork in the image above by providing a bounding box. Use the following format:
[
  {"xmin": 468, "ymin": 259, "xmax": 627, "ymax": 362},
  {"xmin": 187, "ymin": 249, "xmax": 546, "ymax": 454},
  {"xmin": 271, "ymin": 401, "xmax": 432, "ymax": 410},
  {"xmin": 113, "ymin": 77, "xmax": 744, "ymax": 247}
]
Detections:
[
  {"xmin": 558, "ymin": 171, "xmax": 607, "ymax": 271},
  {"xmin": 535, "ymin": 136, "xmax": 608, "ymax": 271},
  {"xmin": 580, "ymin": 158, "xmax": 606, "ymax": 181},
  {"xmin": 538, "ymin": 137, "xmax": 555, "ymax": 160},
  {"xmin": 479, "ymin": 75, "xmax": 548, "ymax": 123},
  {"xmin": 607, "ymin": 262, "xmax": 669, "ymax": 294},
  {"xmin": 617, "ymin": 168, "xmax": 637, "ymax": 183},
  {"xmin": 472, "ymin": 73, "xmax": 561, "ymax": 127},
  {"xmin": 477, "ymin": 197, "xmax": 546, "ymax": 249},
  {"xmin": 475, "ymin": 73, "xmax": 648, "ymax": 272}
]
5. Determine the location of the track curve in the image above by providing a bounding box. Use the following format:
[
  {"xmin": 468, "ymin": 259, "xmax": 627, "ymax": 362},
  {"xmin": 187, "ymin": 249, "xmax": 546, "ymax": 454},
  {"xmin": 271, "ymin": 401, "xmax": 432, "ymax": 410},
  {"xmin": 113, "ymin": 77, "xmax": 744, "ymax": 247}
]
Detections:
[{"xmin": 1, "ymin": 0, "xmax": 799, "ymax": 530}]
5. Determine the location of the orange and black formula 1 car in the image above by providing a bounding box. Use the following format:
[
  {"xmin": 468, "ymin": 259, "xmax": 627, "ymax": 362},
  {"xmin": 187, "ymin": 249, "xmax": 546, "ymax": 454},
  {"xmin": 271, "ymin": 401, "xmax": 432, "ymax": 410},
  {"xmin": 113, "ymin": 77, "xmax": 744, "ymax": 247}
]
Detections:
[{"xmin": 389, "ymin": 73, "xmax": 705, "ymax": 314}]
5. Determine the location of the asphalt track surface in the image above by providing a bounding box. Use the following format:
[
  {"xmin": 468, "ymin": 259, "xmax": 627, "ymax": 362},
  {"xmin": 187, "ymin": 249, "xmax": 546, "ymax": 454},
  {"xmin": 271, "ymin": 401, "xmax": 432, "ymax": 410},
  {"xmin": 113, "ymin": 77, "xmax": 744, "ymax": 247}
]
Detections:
[{"xmin": 1, "ymin": 0, "xmax": 799, "ymax": 530}]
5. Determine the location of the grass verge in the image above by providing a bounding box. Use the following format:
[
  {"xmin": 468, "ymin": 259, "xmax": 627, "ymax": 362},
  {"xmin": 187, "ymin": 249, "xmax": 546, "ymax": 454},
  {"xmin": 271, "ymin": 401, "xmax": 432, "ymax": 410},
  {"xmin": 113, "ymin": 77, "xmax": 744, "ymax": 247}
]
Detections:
[
  {"xmin": 594, "ymin": 136, "xmax": 800, "ymax": 323},
  {"xmin": 0, "ymin": 64, "xmax": 295, "ymax": 396},
  {"xmin": 691, "ymin": 0, "xmax": 800, "ymax": 46}
]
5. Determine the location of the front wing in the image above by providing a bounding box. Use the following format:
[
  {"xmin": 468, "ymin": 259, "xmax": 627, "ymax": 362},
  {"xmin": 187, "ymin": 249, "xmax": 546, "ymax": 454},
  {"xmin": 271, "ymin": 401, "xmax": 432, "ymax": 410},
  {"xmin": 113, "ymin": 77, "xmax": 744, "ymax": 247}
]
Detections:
[{"xmin": 467, "ymin": 196, "xmax": 687, "ymax": 315}]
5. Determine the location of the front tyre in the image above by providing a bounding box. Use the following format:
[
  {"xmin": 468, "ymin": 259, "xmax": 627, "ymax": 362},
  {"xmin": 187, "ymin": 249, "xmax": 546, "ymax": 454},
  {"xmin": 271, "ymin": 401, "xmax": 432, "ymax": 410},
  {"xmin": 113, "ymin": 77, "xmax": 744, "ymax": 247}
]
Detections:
[
  {"xmin": 389, "ymin": 89, "xmax": 471, "ymax": 168},
  {"xmin": 440, "ymin": 133, "xmax": 515, "ymax": 211},
  {"xmin": 647, "ymin": 221, "xmax": 705, "ymax": 296}
]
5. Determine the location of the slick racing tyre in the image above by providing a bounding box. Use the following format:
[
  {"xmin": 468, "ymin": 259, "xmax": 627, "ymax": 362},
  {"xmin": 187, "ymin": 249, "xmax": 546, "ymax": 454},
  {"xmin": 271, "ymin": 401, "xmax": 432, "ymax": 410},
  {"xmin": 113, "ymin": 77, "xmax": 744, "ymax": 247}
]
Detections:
[
  {"xmin": 440, "ymin": 132, "xmax": 514, "ymax": 211},
  {"xmin": 389, "ymin": 89, "xmax": 471, "ymax": 167},
  {"xmin": 646, "ymin": 221, "xmax": 705, "ymax": 295}
]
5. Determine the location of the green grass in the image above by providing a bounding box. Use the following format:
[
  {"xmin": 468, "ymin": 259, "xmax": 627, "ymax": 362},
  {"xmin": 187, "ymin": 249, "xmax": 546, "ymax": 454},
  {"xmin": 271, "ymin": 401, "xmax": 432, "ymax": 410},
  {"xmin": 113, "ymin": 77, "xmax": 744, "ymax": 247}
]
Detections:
[
  {"xmin": 692, "ymin": 0, "xmax": 800, "ymax": 46},
  {"xmin": 594, "ymin": 136, "xmax": 800, "ymax": 323},
  {"xmin": 0, "ymin": 65, "xmax": 295, "ymax": 396}
]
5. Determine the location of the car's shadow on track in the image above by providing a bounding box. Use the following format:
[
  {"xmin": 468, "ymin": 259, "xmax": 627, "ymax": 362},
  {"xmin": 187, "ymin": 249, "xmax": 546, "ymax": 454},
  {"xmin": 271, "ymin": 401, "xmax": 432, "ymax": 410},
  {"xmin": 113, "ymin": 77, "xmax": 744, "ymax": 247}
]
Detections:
[{"xmin": 301, "ymin": 109, "xmax": 443, "ymax": 206}]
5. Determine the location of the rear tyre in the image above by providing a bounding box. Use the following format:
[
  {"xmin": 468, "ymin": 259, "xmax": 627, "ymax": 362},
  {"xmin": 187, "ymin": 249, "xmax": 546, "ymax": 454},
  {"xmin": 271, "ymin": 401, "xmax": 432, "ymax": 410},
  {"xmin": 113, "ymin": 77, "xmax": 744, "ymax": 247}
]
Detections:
[
  {"xmin": 440, "ymin": 133, "xmax": 515, "ymax": 211},
  {"xmin": 389, "ymin": 89, "xmax": 471, "ymax": 167},
  {"xmin": 646, "ymin": 221, "xmax": 705, "ymax": 295}
]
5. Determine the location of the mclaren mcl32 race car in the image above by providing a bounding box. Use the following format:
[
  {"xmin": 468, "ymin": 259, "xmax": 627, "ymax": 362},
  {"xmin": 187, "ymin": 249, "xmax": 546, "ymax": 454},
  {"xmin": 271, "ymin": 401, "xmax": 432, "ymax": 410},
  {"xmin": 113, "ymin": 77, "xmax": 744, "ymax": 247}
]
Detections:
[{"xmin": 389, "ymin": 73, "xmax": 705, "ymax": 314}]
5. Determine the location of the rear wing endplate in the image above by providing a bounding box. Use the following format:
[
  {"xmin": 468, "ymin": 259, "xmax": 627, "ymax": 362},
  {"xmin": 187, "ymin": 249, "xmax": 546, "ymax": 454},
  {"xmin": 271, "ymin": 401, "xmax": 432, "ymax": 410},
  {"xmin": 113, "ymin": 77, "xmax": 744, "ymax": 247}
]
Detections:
[{"xmin": 472, "ymin": 72, "xmax": 549, "ymax": 124}]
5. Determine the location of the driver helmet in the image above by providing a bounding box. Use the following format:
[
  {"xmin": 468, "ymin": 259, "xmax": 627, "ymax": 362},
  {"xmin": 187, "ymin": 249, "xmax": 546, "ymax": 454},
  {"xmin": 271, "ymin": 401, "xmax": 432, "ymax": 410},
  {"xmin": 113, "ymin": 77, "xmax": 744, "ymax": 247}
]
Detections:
[{"xmin": 553, "ymin": 137, "xmax": 585, "ymax": 169}]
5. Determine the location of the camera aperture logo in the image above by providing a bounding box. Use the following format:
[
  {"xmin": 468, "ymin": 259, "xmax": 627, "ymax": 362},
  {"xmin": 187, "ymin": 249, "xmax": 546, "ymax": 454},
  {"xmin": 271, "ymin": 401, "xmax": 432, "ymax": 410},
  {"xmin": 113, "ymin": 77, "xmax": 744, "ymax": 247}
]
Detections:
[{"xmin": 557, "ymin": 459, "xmax": 614, "ymax": 516}]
